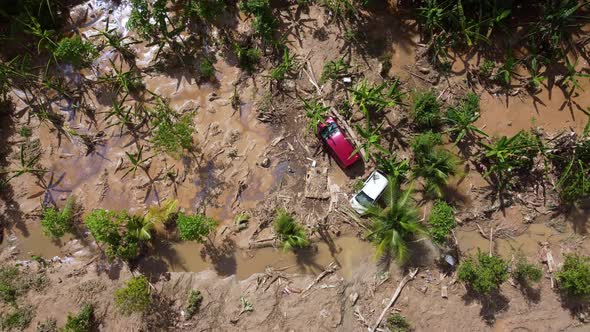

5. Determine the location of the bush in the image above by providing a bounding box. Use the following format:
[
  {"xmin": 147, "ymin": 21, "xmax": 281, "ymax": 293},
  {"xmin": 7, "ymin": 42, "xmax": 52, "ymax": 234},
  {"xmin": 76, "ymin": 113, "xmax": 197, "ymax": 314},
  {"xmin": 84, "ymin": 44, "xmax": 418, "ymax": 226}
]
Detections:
[
  {"xmin": 411, "ymin": 131, "xmax": 443, "ymax": 159},
  {"xmin": 185, "ymin": 0, "xmax": 225, "ymax": 21},
  {"xmin": 0, "ymin": 306, "xmax": 34, "ymax": 331},
  {"xmin": 457, "ymin": 250, "xmax": 509, "ymax": 294},
  {"xmin": 0, "ymin": 266, "xmax": 20, "ymax": 303},
  {"xmin": 41, "ymin": 197, "xmax": 75, "ymax": 239},
  {"xmin": 557, "ymin": 254, "xmax": 590, "ymax": 298},
  {"xmin": 63, "ymin": 304, "xmax": 94, "ymax": 332},
  {"xmin": 513, "ymin": 258, "xmax": 543, "ymax": 285},
  {"xmin": 186, "ymin": 290, "xmax": 203, "ymax": 318},
  {"xmin": 428, "ymin": 200, "xmax": 455, "ymax": 245},
  {"xmin": 273, "ymin": 209, "xmax": 309, "ymax": 251},
  {"xmin": 239, "ymin": 0, "xmax": 277, "ymax": 40},
  {"xmin": 176, "ymin": 213, "xmax": 217, "ymax": 242},
  {"xmin": 114, "ymin": 276, "xmax": 151, "ymax": 315},
  {"xmin": 152, "ymin": 113, "xmax": 194, "ymax": 159},
  {"xmin": 386, "ymin": 313, "xmax": 411, "ymax": 332},
  {"xmin": 411, "ymin": 90, "xmax": 441, "ymax": 129},
  {"xmin": 84, "ymin": 209, "xmax": 142, "ymax": 260},
  {"xmin": 53, "ymin": 36, "xmax": 98, "ymax": 68},
  {"xmin": 234, "ymin": 44, "xmax": 261, "ymax": 71}
]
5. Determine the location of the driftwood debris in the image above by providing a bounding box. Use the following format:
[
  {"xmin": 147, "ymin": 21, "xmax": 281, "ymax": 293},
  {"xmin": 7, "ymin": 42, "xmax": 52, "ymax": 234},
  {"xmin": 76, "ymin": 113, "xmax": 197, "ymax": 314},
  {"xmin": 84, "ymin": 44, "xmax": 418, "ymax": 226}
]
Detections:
[
  {"xmin": 302, "ymin": 262, "xmax": 339, "ymax": 295},
  {"xmin": 370, "ymin": 268, "xmax": 419, "ymax": 332}
]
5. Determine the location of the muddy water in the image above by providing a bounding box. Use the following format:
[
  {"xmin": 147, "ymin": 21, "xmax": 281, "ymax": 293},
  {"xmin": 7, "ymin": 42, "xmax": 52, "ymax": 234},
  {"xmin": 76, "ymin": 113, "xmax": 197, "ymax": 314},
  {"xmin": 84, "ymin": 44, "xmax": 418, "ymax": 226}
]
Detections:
[
  {"xmin": 142, "ymin": 236, "xmax": 374, "ymax": 281},
  {"xmin": 457, "ymin": 222, "xmax": 572, "ymax": 259}
]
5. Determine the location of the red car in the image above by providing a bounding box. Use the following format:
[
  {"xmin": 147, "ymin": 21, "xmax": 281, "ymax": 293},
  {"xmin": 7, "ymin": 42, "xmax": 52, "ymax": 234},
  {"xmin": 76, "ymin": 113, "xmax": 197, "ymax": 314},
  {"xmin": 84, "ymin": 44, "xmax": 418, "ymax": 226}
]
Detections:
[{"xmin": 317, "ymin": 117, "xmax": 360, "ymax": 168}]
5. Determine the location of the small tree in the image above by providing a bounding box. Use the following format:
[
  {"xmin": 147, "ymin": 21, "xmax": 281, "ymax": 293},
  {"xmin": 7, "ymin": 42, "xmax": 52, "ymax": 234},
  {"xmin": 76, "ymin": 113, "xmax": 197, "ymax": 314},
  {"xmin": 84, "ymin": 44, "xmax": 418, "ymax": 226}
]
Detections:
[
  {"xmin": 84, "ymin": 209, "xmax": 142, "ymax": 260},
  {"xmin": 513, "ymin": 257, "xmax": 543, "ymax": 286},
  {"xmin": 411, "ymin": 90, "xmax": 441, "ymax": 130},
  {"xmin": 114, "ymin": 276, "xmax": 151, "ymax": 315},
  {"xmin": 63, "ymin": 304, "xmax": 94, "ymax": 332},
  {"xmin": 557, "ymin": 254, "xmax": 590, "ymax": 299},
  {"xmin": 273, "ymin": 209, "xmax": 309, "ymax": 251},
  {"xmin": 458, "ymin": 250, "xmax": 509, "ymax": 295},
  {"xmin": 176, "ymin": 213, "xmax": 217, "ymax": 242},
  {"xmin": 41, "ymin": 197, "xmax": 75, "ymax": 239},
  {"xmin": 428, "ymin": 200, "xmax": 455, "ymax": 245}
]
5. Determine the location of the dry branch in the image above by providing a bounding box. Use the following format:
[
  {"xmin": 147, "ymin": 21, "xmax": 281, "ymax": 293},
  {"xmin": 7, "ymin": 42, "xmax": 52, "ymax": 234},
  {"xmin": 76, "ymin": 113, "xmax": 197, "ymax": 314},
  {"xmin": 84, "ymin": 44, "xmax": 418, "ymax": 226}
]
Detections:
[
  {"xmin": 370, "ymin": 268, "xmax": 419, "ymax": 332},
  {"xmin": 302, "ymin": 262, "xmax": 339, "ymax": 294}
]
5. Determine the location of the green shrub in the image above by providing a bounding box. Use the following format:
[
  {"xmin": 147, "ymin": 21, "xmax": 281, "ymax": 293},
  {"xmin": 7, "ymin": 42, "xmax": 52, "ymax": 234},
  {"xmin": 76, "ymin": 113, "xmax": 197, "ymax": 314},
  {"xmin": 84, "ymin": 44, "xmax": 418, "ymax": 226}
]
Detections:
[
  {"xmin": 176, "ymin": 213, "xmax": 217, "ymax": 242},
  {"xmin": 557, "ymin": 254, "xmax": 590, "ymax": 298},
  {"xmin": 114, "ymin": 276, "xmax": 151, "ymax": 315},
  {"xmin": 411, "ymin": 90, "xmax": 441, "ymax": 129},
  {"xmin": 84, "ymin": 209, "xmax": 143, "ymax": 261},
  {"xmin": 0, "ymin": 306, "xmax": 34, "ymax": 331},
  {"xmin": 270, "ymin": 48, "xmax": 297, "ymax": 82},
  {"xmin": 320, "ymin": 57, "xmax": 350, "ymax": 83},
  {"xmin": 152, "ymin": 113, "xmax": 194, "ymax": 159},
  {"xmin": 41, "ymin": 197, "xmax": 75, "ymax": 239},
  {"xmin": 411, "ymin": 131, "xmax": 442, "ymax": 159},
  {"xmin": 428, "ymin": 200, "xmax": 455, "ymax": 245},
  {"xmin": 62, "ymin": 304, "xmax": 94, "ymax": 332},
  {"xmin": 0, "ymin": 266, "xmax": 20, "ymax": 304},
  {"xmin": 186, "ymin": 290, "xmax": 203, "ymax": 318},
  {"xmin": 273, "ymin": 209, "xmax": 309, "ymax": 251},
  {"xmin": 235, "ymin": 44, "xmax": 261, "ymax": 71},
  {"xmin": 386, "ymin": 312, "xmax": 411, "ymax": 332},
  {"xmin": 239, "ymin": 0, "xmax": 277, "ymax": 40},
  {"xmin": 513, "ymin": 258, "xmax": 543, "ymax": 285},
  {"xmin": 53, "ymin": 36, "xmax": 98, "ymax": 68},
  {"xmin": 479, "ymin": 60, "xmax": 495, "ymax": 78},
  {"xmin": 457, "ymin": 250, "xmax": 509, "ymax": 294},
  {"xmin": 185, "ymin": 0, "xmax": 226, "ymax": 21}
]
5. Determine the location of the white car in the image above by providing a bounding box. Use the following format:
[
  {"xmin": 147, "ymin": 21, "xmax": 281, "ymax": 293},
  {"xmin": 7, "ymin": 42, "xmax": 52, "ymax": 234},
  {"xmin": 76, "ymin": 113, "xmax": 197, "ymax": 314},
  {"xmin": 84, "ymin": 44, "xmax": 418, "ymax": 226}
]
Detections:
[{"xmin": 350, "ymin": 171, "xmax": 389, "ymax": 215}]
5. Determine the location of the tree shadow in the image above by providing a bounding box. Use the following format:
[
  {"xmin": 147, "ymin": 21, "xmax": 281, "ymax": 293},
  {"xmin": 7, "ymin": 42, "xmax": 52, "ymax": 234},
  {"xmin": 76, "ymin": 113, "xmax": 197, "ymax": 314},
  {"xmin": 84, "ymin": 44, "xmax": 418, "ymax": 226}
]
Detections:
[
  {"xmin": 144, "ymin": 293, "xmax": 179, "ymax": 331},
  {"xmin": 201, "ymin": 237, "xmax": 237, "ymax": 277},
  {"xmin": 462, "ymin": 288, "xmax": 510, "ymax": 325},
  {"xmin": 565, "ymin": 203, "xmax": 590, "ymax": 235},
  {"xmin": 517, "ymin": 282, "xmax": 541, "ymax": 304},
  {"xmin": 294, "ymin": 245, "xmax": 325, "ymax": 274},
  {"xmin": 0, "ymin": 101, "xmax": 27, "ymax": 240}
]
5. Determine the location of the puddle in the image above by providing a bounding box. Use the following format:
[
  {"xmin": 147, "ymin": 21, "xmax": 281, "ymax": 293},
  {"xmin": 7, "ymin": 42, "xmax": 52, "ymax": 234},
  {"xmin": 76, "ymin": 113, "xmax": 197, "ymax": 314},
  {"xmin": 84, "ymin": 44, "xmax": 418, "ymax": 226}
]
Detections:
[
  {"xmin": 1, "ymin": 222, "xmax": 73, "ymax": 259},
  {"xmin": 142, "ymin": 236, "xmax": 374, "ymax": 281},
  {"xmin": 457, "ymin": 221, "xmax": 572, "ymax": 259}
]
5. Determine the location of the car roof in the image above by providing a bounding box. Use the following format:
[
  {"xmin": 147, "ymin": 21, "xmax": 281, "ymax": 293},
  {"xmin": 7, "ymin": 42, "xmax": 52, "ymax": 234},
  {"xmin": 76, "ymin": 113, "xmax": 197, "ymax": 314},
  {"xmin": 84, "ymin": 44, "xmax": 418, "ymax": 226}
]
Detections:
[{"xmin": 361, "ymin": 171, "xmax": 389, "ymax": 199}]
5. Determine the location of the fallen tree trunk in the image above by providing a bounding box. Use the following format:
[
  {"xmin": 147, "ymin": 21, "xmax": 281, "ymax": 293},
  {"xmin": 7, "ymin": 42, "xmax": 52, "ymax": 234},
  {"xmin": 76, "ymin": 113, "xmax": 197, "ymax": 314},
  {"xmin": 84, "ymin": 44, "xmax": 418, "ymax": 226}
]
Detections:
[{"xmin": 370, "ymin": 268, "xmax": 419, "ymax": 332}]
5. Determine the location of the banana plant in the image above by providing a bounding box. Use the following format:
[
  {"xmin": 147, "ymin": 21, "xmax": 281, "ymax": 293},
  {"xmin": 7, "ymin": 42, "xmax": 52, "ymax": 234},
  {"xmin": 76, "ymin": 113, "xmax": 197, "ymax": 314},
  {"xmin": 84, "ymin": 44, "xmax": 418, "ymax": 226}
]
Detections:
[{"xmin": 351, "ymin": 122, "xmax": 389, "ymax": 162}]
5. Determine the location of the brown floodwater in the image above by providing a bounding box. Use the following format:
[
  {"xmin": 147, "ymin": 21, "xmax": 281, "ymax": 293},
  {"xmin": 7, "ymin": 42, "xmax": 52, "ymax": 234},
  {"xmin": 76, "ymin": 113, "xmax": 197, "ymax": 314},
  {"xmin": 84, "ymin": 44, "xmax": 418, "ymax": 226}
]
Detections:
[{"xmin": 141, "ymin": 236, "xmax": 374, "ymax": 281}]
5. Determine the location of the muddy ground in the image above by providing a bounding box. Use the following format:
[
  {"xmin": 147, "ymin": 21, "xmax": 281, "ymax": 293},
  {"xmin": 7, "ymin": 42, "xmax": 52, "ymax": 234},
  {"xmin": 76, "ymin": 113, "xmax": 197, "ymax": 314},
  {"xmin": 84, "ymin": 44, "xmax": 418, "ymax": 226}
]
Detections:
[{"xmin": 1, "ymin": 1, "xmax": 590, "ymax": 331}]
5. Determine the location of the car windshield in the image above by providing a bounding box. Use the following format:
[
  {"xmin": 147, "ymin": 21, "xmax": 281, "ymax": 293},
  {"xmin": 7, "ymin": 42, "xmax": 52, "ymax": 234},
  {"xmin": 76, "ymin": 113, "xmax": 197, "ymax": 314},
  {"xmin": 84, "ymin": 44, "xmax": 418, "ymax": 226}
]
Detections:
[
  {"xmin": 355, "ymin": 191, "xmax": 375, "ymax": 208},
  {"xmin": 320, "ymin": 122, "xmax": 340, "ymax": 140}
]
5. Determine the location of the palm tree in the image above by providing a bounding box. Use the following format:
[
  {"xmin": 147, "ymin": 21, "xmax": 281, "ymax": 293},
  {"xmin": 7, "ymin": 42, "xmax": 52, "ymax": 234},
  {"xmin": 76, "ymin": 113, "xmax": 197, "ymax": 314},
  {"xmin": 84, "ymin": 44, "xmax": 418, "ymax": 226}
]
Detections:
[
  {"xmin": 413, "ymin": 148, "xmax": 460, "ymax": 198},
  {"xmin": 365, "ymin": 179, "xmax": 425, "ymax": 263},
  {"xmin": 273, "ymin": 209, "xmax": 309, "ymax": 251}
]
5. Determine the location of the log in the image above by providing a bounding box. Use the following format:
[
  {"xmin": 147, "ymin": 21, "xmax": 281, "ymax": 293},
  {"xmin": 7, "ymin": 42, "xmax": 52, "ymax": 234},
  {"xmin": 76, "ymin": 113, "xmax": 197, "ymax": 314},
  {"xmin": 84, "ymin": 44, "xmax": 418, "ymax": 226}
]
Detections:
[{"xmin": 370, "ymin": 268, "xmax": 419, "ymax": 332}]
